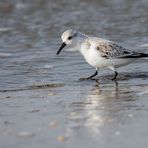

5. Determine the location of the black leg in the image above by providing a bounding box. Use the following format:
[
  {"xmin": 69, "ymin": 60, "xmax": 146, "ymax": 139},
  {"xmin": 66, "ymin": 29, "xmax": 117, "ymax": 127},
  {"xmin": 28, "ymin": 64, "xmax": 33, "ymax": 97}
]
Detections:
[
  {"xmin": 86, "ymin": 70, "xmax": 98, "ymax": 79},
  {"xmin": 112, "ymin": 71, "xmax": 118, "ymax": 80},
  {"xmin": 79, "ymin": 68, "xmax": 98, "ymax": 80}
]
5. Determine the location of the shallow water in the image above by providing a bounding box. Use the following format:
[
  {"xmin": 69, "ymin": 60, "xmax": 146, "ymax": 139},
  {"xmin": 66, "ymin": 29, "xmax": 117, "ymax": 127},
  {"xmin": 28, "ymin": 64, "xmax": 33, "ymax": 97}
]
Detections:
[{"xmin": 0, "ymin": 0, "xmax": 148, "ymax": 148}]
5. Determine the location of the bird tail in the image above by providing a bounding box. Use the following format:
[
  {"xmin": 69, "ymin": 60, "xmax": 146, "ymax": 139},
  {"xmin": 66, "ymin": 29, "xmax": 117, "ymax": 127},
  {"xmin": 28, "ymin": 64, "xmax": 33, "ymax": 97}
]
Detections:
[{"xmin": 140, "ymin": 53, "xmax": 148, "ymax": 59}]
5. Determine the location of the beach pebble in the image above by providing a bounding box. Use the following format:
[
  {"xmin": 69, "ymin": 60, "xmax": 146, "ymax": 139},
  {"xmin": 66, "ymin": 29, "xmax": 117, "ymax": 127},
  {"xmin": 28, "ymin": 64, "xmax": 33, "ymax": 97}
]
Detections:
[
  {"xmin": 48, "ymin": 92, "xmax": 56, "ymax": 96},
  {"xmin": 57, "ymin": 135, "xmax": 66, "ymax": 142}
]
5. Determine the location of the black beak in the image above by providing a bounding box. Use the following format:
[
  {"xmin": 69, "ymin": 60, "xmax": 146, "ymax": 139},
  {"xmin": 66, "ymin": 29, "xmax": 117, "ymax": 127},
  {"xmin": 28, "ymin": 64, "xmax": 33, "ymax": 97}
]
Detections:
[{"xmin": 57, "ymin": 42, "xmax": 66, "ymax": 55}]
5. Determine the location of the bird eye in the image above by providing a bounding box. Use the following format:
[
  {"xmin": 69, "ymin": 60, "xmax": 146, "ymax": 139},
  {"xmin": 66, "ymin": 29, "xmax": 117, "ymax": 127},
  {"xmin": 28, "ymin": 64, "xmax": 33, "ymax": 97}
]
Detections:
[{"xmin": 68, "ymin": 36, "xmax": 72, "ymax": 40}]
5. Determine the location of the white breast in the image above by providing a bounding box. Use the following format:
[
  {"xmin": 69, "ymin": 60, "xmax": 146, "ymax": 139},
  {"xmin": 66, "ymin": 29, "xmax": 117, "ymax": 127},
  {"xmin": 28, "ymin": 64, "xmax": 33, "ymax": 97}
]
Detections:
[{"xmin": 80, "ymin": 44, "xmax": 105, "ymax": 68}]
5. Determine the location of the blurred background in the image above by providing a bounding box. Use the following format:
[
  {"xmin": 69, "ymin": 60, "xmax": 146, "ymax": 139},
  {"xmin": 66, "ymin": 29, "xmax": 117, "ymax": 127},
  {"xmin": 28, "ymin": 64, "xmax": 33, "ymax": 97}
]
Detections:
[
  {"xmin": 0, "ymin": 0, "xmax": 148, "ymax": 148},
  {"xmin": 0, "ymin": 0, "xmax": 148, "ymax": 89}
]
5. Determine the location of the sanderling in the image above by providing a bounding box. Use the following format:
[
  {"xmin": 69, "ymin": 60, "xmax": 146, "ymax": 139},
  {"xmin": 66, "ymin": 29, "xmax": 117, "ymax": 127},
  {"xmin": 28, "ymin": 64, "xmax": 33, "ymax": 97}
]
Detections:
[{"xmin": 57, "ymin": 29, "xmax": 148, "ymax": 80}]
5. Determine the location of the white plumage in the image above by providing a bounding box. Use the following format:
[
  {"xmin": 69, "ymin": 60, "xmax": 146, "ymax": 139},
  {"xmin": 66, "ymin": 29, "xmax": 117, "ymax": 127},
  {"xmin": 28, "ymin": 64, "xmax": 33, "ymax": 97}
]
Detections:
[{"xmin": 57, "ymin": 29, "xmax": 148, "ymax": 80}]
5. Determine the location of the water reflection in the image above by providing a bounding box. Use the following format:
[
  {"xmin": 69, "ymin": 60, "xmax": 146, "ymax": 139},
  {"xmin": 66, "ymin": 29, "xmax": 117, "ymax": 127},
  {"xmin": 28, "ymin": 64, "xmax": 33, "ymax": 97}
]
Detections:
[
  {"xmin": 68, "ymin": 80, "xmax": 136, "ymax": 138},
  {"xmin": 83, "ymin": 80, "xmax": 119, "ymax": 137}
]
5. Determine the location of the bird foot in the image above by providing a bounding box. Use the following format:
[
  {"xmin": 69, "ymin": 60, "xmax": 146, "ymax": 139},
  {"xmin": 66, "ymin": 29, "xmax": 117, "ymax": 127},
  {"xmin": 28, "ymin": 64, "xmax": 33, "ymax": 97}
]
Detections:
[{"xmin": 111, "ymin": 77, "xmax": 117, "ymax": 81}]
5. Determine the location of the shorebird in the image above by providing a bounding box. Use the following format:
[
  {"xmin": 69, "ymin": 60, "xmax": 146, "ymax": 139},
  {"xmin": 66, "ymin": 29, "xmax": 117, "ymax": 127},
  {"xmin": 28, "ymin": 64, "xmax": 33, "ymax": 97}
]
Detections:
[{"xmin": 57, "ymin": 29, "xmax": 148, "ymax": 80}]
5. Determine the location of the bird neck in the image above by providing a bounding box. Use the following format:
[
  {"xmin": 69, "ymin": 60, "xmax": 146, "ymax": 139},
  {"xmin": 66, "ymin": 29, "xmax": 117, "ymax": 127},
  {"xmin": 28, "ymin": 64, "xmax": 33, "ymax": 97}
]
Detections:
[{"xmin": 76, "ymin": 33, "xmax": 88, "ymax": 49}]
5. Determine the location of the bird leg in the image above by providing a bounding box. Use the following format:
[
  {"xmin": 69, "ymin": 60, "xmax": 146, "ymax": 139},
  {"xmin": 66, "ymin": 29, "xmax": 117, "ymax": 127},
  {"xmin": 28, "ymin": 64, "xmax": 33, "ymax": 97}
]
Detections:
[
  {"xmin": 112, "ymin": 71, "xmax": 118, "ymax": 80},
  {"xmin": 108, "ymin": 66, "xmax": 118, "ymax": 80},
  {"xmin": 86, "ymin": 70, "xmax": 98, "ymax": 79},
  {"xmin": 80, "ymin": 68, "xmax": 98, "ymax": 80}
]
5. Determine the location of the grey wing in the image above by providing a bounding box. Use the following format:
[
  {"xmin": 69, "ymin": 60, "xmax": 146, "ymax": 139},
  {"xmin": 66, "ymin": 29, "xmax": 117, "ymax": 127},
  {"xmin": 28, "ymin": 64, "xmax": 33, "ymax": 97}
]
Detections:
[
  {"xmin": 96, "ymin": 41, "xmax": 134, "ymax": 58},
  {"xmin": 117, "ymin": 51, "xmax": 148, "ymax": 58}
]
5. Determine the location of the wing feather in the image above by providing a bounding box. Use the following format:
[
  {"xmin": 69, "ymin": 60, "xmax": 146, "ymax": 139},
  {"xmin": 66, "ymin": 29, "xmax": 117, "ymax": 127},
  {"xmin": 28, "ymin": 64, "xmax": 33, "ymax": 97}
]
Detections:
[
  {"xmin": 87, "ymin": 37, "xmax": 148, "ymax": 59},
  {"xmin": 96, "ymin": 42, "xmax": 132, "ymax": 58}
]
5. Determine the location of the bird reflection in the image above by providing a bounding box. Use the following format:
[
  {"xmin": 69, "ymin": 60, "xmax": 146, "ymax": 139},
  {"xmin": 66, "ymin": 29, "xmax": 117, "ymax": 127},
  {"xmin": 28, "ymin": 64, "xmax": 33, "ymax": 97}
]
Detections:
[
  {"xmin": 83, "ymin": 80, "xmax": 119, "ymax": 137},
  {"xmin": 68, "ymin": 80, "xmax": 120, "ymax": 138}
]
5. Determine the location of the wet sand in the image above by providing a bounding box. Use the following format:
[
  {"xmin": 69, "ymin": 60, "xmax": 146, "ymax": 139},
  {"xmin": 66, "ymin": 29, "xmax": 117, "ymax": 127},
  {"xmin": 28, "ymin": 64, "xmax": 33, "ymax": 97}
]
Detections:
[{"xmin": 0, "ymin": 0, "xmax": 148, "ymax": 148}]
